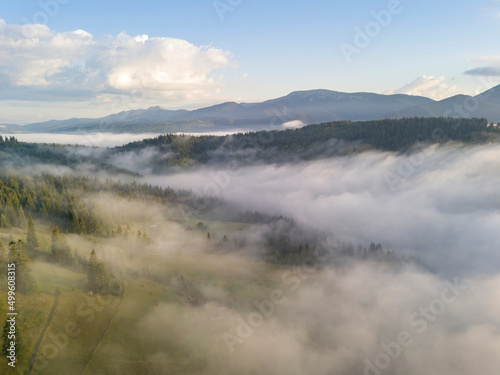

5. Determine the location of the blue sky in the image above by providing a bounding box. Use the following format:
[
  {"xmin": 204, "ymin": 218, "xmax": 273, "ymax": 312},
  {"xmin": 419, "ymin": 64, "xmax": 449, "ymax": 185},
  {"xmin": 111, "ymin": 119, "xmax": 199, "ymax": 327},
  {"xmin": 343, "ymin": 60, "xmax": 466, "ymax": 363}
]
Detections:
[{"xmin": 0, "ymin": 0, "xmax": 499, "ymax": 123}]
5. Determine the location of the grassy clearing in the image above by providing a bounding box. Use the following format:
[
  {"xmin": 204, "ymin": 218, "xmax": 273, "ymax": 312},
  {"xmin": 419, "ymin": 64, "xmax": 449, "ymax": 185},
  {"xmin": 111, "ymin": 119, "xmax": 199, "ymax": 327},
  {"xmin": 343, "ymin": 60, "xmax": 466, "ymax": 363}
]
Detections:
[
  {"xmin": 0, "ymin": 215, "xmax": 286, "ymax": 375},
  {"xmin": 0, "ymin": 292, "xmax": 54, "ymax": 374},
  {"xmin": 31, "ymin": 262, "xmax": 86, "ymax": 294},
  {"xmin": 82, "ymin": 278, "xmax": 164, "ymax": 375},
  {"xmin": 32, "ymin": 291, "xmax": 120, "ymax": 375}
]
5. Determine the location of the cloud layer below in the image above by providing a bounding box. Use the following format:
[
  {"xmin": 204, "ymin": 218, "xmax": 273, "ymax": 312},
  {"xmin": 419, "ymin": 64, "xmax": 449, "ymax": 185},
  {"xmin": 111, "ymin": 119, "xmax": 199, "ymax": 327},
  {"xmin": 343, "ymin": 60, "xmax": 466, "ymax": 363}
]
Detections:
[{"xmin": 147, "ymin": 143, "xmax": 500, "ymax": 279}]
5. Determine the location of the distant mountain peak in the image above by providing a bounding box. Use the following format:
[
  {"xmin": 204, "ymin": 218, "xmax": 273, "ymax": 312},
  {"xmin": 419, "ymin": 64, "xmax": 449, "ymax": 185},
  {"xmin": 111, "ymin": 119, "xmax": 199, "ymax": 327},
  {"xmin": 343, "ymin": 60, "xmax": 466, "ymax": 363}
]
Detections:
[
  {"xmin": 476, "ymin": 84, "xmax": 500, "ymax": 100},
  {"xmin": 14, "ymin": 85, "xmax": 500, "ymax": 134}
]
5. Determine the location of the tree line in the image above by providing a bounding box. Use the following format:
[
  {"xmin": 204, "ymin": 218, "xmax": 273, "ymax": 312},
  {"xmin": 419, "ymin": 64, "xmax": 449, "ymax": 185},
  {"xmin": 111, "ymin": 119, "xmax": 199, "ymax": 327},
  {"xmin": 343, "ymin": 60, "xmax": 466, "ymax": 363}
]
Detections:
[
  {"xmin": 0, "ymin": 172, "xmax": 176, "ymax": 236},
  {"xmin": 109, "ymin": 117, "xmax": 492, "ymax": 170}
]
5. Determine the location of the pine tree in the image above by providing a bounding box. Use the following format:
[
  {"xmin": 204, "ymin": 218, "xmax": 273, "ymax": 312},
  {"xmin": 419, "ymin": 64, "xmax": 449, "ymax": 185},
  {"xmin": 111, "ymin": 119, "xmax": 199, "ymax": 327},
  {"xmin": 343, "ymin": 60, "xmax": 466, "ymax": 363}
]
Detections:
[
  {"xmin": 8, "ymin": 242, "xmax": 17, "ymax": 264},
  {"xmin": 87, "ymin": 249, "xmax": 99, "ymax": 293},
  {"xmin": 4, "ymin": 202, "xmax": 17, "ymax": 227},
  {"xmin": 51, "ymin": 226, "xmax": 72, "ymax": 264},
  {"xmin": 79, "ymin": 218, "xmax": 87, "ymax": 235},
  {"xmin": 51, "ymin": 225, "xmax": 61, "ymax": 258},
  {"xmin": 0, "ymin": 214, "xmax": 11, "ymax": 228},
  {"xmin": 1, "ymin": 318, "xmax": 10, "ymax": 356},
  {"xmin": 96, "ymin": 262, "xmax": 109, "ymax": 294},
  {"xmin": 26, "ymin": 214, "xmax": 39, "ymax": 250},
  {"xmin": 16, "ymin": 240, "xmax": 36, "ymax": 294},
  {"xmin": 87, "ymin": 249, "xmax": 110, "ymax": 294},
  {"xmin": 69, "ymin": 209, "xmax": 81, "ymax": 233},
  {"xmin": 0, "ymin": 240, "xmax": 6, "ymax": 270},
  {"xmin": 17, "ymin": 206, "xmax": 27, "ymax": 228}
]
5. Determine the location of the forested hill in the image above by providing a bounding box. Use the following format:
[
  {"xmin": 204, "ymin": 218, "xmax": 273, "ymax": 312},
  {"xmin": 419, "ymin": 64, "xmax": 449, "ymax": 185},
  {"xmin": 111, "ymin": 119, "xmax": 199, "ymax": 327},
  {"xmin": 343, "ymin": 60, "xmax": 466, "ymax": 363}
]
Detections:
[
  {"xmin": 110, "ymin": 117, "xmax": 493, "ymax": 171},
  {"xmin": 0, "ymin": 117, "xmax": 493, "ymax": 174},
  {"xmin": 0, "ymin": 136, "xmax": 139, "ymax": 176}
]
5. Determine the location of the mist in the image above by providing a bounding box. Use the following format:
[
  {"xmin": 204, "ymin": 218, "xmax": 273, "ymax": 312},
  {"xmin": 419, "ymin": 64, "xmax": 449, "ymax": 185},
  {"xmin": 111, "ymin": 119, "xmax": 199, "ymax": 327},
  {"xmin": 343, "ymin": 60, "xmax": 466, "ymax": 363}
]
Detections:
[
  {"xmin": 124, "ymin": 140, "xmax": 500, "ymax": 375},
  {"xmin": 77, "ymin": 191, "xmax": 500, "ymax": 375},
  {"xmin": 5, "ymin": 137, "xmax": 500, "ymax": 375},
  {"xmin": 146, "ymin": 142, "xmax": 500, "ymax": 278}
]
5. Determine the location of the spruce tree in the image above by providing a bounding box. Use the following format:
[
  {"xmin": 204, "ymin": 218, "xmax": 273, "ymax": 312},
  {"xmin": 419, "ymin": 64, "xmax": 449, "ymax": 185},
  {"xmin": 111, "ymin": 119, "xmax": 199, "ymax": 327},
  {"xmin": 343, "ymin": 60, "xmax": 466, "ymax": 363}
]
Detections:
[
  {"xmin": 87, "ymin": 249, "xmax": 110, "ymax": 294},
  {"xmin": 51, "ymin": 226, "xmax": 72, "ymax": 264},
  {"xmin": 26, "ymin": 214, "xmax": 39, "ymax": 250},
  {"xmin": 16, "ymin": 240, "xmax": 36, "ymax": 294},
  {"xmin": 0, "ymin": 214, "xmax": 11, "ymax": 228},
  {"xmin": 8, "ymin": 242, "xmax": 17, "ymax": 264},
  {"xmin": 0, "ymin": 240, "xmax": 6, "ymax": 271},
  {"xmin": 1, "ymin": 318, "xmax": 10, "ymax": 356},
  {"xmin": 17, "ymin": 206, "xmax": 27, "ymax": 228},
  {"xmin": 4, "ymin": 202, "xmax": 17, "ymax": 227},
  {"xmin": 87, "ymin": 249, "xmax": 99, "ymax": 293},
  {"xmin": 51, "ymin": 226, "xmax": 60, "ymax": 255}
]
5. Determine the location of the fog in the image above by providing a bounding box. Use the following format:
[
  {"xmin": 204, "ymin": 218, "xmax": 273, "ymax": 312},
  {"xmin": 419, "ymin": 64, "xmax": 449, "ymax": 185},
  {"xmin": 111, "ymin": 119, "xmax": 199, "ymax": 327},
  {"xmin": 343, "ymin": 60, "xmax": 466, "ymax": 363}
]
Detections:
[
  {"xmin": 147, "ymin": 142, "xmax": 500, "ymax": 279},
  {"xmin": 12, "ymin": 138, "xmax": 500, "ymax": 375},
  {"xmin": 79, "ymin": 191, "xmax": 500, "ymax": 375},
  {"xmin": 71, "ymin": 140, "xmax": 499, "ymax": 374}
]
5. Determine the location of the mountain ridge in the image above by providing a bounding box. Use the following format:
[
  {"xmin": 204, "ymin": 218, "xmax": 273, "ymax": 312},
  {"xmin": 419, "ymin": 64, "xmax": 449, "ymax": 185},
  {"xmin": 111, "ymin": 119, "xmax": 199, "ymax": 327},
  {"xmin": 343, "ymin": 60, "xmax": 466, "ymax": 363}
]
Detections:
[{"xmin": 5, "ymin": 86, "xmax": 500, "ymax": 134}]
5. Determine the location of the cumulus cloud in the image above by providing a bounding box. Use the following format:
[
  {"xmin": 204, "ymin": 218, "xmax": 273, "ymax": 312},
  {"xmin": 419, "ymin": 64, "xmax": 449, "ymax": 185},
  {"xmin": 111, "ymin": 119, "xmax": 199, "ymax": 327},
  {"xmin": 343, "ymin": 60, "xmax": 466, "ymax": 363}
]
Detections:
[
  {"xmin": 0, "ymin": 19, "xmax": 94, "ymax": 95},
  {"xmin": 385, "ymin": 75, "xmax": 459, "ymax": 100},
  {"xmin": 104, "ymin": 32, "xmax": 232, "ymax": 94},
  {"xmin": 0, "ymin": 19, "xmax": 234, "ymax": 102}
]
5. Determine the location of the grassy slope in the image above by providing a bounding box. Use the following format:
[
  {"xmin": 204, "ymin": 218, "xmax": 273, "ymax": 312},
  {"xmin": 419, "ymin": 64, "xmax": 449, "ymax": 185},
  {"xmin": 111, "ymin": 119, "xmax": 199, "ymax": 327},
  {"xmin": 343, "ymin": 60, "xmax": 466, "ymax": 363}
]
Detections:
[{"xmin": 0, "ymin": 218, "xmax": 284, "ymax": 375}]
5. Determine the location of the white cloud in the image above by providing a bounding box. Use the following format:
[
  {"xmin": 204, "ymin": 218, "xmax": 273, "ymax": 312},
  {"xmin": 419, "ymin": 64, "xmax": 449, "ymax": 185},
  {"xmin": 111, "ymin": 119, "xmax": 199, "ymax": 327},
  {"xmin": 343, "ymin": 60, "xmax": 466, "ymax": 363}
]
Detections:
[
  {"xmin": 281, "ymin": 120, "xmax": 305, "ymax": 129},
  {"xmin": 385, "ymin": 75, "xmax": 460, "ymax": 100},
  {"xmin": 104, "ymin": 32, "xmax": 233, "ymax": 95},
  {"xmin": 0, "ymin": 20, "xmax": 93, "ymax": 87},
  {"xmin": 0, "ymin": 19, "xmax": 234, "ymax": 102}
]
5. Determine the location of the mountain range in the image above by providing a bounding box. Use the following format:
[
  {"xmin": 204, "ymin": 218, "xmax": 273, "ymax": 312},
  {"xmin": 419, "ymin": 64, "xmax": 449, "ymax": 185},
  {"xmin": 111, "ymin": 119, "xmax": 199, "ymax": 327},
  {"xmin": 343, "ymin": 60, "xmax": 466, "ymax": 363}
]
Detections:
[{"xmin": 3, "ymin": 85, "xmax": 500, "ymax": 134}]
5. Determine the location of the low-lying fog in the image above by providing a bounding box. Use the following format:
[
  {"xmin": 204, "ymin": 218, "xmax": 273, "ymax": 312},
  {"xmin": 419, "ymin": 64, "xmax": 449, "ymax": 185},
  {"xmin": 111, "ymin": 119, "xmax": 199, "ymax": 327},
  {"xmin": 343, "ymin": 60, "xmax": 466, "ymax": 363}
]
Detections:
[
  {"xmin": 140, "ymin": 141, "xmax": 500, "ymax": 375},
  {"xmin": 146, "ymin": 142, "xmax": 500, "ymax": 278},
  {"xmin": 72, "ymin": 185, "xmax": 500, "ymax": 375},
  {"xmin": 8, "ymin": 133, "xmax": 500, "ymax": 374}
]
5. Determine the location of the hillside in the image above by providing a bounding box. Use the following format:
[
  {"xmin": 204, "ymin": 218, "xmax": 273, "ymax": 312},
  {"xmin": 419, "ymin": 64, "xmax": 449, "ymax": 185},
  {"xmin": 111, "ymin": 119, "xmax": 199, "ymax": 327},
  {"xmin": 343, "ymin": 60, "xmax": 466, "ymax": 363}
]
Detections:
[{"xmin": 107, "ymin": 117, "xmax": 492, "ymax": 173}]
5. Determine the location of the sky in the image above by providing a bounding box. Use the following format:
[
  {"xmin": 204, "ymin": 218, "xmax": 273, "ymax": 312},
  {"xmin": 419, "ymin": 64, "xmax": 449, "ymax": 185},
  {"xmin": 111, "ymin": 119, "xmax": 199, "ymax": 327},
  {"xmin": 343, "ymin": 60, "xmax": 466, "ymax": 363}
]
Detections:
[{"xmin": 0, "ymin": 0, "xmax": 500, "ymax": 124}]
